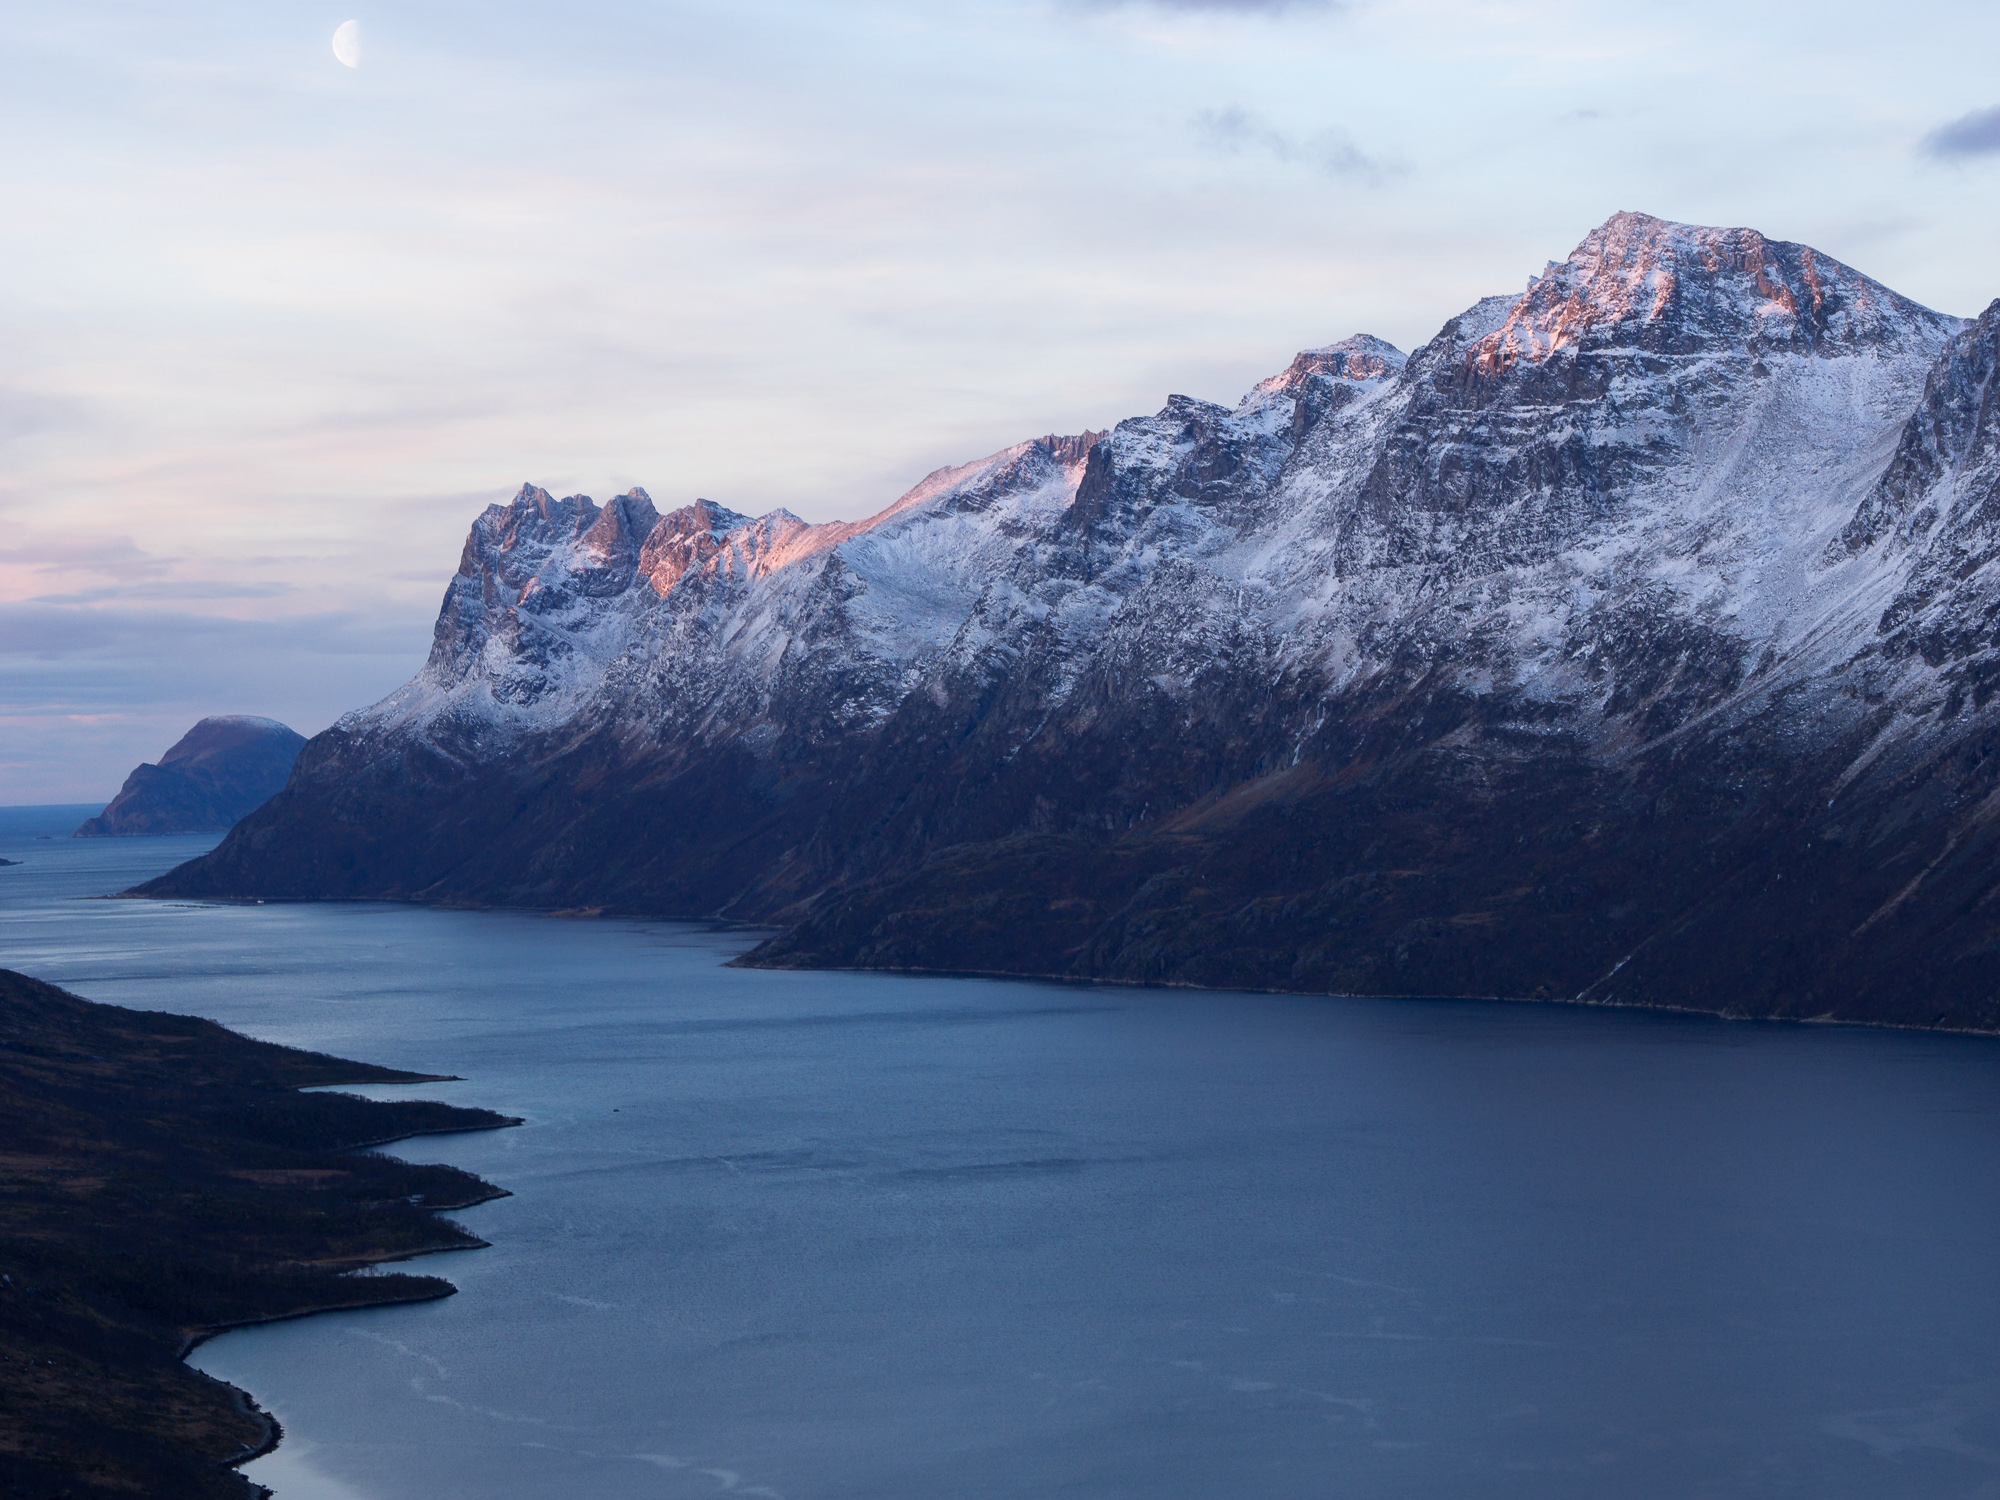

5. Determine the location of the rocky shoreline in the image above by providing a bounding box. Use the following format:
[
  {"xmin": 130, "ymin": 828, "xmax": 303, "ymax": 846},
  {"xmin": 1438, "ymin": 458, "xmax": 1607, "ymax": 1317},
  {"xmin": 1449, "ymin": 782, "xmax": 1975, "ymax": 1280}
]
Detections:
[{"xmin": 0, "ymin": 968, "xmax": 519, "ymax": 1499}]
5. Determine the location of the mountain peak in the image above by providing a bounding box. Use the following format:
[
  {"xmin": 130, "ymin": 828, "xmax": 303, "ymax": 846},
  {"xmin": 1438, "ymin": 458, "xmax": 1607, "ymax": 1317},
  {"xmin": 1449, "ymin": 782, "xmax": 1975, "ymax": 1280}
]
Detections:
[
  {"xmin": 1295, "ymin": 333, "xmax": 1406, "ymax": 380},
  {"xmin": 1253, "ymin": 334, "xmax": 1405, "ymax": 403},
  {"xmin": 159, "ymin": 716, "xmax": 304, "ymax": 768},
  {"xmin": 636, "ymin": 497, "xmax": 755, "ymax": 597},
  {"xmin": 1460, "ymin": 211, "xmax": 1956, "ymax": 376},
  {"xmin": 508, "ymin": 482, "xmax": 559, "ymax": 511},
  {"xmin": 1034, "ymin": 430, "xmax": 1108, "ymax": 466}
]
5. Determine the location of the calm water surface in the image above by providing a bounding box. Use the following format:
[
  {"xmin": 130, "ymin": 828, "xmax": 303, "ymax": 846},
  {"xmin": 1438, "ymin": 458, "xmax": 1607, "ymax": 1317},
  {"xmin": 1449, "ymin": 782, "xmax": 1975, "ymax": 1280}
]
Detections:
[{"xmin": 3, "ymin": 805, "xmax": 1998, "ymax": 1499}]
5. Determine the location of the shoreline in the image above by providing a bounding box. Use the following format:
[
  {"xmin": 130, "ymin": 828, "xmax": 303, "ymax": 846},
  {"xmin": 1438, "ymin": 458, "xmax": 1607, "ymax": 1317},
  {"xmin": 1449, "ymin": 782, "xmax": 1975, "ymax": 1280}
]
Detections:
[
  {"xmin": 107, "ymin": 888, "xmax": 2000, "ymax": 1040},
  {"xmin": 738, "ymin": 958, "xmax": 2000, "ymax": 1040},
  {"xmin": 184, "ymin": 1190, "xmax": 512, "ymax": 1489},
  {"xmin": 0, "ymin": 968, "xmax": 519, "ymax": 1499},
  {"xmin": 214, "ymin": 1377, "xmax": 281, "ymax": 1498},
  {"xmin": 182, "ymin": 1119, "xmax": 524, "ymax": 1481}
]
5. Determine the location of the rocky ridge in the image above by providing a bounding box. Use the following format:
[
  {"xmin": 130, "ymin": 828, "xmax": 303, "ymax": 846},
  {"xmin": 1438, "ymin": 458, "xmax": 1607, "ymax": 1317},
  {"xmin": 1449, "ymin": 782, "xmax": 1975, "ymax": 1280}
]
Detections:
[{"xmin": 143, "ymin": 213, "xmax": 2000, "ymax": 1030}]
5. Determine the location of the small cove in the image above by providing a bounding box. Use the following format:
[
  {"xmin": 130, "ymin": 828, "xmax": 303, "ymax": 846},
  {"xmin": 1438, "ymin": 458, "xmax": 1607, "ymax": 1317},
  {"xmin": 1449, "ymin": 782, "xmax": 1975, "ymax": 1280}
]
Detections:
[{"xmin": 3, "ymin": 808, "xmax": 1998, "ymax": 1499}]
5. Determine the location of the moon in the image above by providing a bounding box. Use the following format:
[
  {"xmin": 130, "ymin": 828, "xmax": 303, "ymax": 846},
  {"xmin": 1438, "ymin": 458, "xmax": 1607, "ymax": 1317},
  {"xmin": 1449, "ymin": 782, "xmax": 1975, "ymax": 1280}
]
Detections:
[{"xmin": 332, "ymin": 20, "xmax": 360, "ymax": 68}]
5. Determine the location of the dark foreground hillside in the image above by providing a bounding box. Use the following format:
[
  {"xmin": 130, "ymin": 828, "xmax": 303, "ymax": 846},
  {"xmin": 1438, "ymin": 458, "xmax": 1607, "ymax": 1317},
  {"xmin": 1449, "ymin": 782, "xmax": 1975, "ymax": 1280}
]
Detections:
[{"xmin": 0, "ymin": 970, "xmax": 517, "ymax": 1499}]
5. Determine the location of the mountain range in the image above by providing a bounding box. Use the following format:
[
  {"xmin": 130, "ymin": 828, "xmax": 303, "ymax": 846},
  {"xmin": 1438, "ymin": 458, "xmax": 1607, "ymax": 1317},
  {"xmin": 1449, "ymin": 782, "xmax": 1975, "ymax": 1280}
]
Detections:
[{"xmin": 141, "ymin": 213, "xmax": 2000, "ymax": 1032}]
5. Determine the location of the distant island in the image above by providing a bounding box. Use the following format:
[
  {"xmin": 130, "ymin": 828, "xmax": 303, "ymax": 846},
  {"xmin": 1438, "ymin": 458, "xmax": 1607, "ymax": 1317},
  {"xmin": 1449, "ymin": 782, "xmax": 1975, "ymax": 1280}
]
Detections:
[
  {"xmin": 0, "ymin": 968, "xmax": 518, "ymax": 1498},
  {"xmin": 75, "ymin": 717, "xmax": 305, "ymax": 838}
]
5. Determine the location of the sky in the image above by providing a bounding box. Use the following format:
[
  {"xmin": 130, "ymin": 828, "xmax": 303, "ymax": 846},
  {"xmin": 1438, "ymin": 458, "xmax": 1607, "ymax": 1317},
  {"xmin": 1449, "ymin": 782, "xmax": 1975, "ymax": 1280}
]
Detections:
[{"xmin": 4, "ymin": 0, "xmax": 2000, "ymax": 804}]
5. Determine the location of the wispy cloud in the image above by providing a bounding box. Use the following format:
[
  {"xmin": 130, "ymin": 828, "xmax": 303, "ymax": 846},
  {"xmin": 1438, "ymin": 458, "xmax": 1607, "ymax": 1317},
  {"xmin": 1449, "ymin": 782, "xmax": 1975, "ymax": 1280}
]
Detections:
[
  {"xmin": 1922, "ymin": 105, "xmax": 2000, "ymax": 159},
  {"xmin": 29, "ymin": 580, "xmax": 297, "ymax": 605},
  {"xmin": 1193, "ymin": 105, "xmax": 1403, "ymax": 184},
  {"xmin": 1075, "ymin": 0, "xmax": 1335, "ymax": 11},
  {"xmin": 0, "ymin": 535, "xmax": 177, "ymax": 584},
  {"xmin": 0, "ymin": 601, "xmax": 419, "ymax": 667},
  {"xmin": 0, "ymin": 388, "xmax": 96, "ymax": 445}
]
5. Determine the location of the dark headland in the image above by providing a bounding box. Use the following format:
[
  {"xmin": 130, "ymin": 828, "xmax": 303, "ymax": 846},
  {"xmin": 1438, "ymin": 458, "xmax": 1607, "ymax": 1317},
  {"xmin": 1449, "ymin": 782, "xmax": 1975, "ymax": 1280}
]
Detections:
[
  {"xmin": 0, "ymin": 969, "xmax": 518, "ymax": 1499},
  {"xmin": 75, "ymin": 717, "xmax": 306, "ymax": 839}
]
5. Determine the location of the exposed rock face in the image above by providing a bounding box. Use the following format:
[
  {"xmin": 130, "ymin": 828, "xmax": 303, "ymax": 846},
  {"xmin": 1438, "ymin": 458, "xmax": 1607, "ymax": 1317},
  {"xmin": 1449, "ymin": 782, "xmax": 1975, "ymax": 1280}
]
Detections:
[
  {"xmin": 76, "ymin": 717, "xmax": 306, "ymax": 837},
  {"xmin": 141, "ymin": 214, "xmax": 2000, "ymax": 1030}
]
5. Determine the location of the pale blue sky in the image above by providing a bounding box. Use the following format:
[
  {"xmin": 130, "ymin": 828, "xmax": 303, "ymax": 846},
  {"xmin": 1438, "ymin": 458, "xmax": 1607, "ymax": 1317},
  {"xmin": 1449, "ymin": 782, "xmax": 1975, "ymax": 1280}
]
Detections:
[{"xmin": 5, "ymin": 0, "xmax": 1999, "ymax": 801}]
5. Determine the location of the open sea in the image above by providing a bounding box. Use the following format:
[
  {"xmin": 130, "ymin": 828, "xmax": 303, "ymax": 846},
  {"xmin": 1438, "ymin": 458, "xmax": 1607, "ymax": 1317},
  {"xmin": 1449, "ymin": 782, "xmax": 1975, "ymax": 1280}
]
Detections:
[{"xmin": 2, "ymin": 803, "xmax": 1998, "ymax": 1499}]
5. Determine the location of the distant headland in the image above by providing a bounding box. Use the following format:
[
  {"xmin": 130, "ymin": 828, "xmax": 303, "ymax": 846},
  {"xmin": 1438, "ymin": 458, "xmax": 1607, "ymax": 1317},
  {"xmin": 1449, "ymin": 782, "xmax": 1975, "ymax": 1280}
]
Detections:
[{"xmin": 74, "ymin": 716, "xmax": 305, "ymax": 839}]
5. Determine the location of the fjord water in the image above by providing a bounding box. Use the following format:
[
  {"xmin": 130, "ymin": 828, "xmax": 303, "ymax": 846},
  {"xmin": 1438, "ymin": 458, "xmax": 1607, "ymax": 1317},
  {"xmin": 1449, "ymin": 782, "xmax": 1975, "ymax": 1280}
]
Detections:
[{"xmin": 3, "ymin": 808, "xmax": 1998, "ymax": 1499}]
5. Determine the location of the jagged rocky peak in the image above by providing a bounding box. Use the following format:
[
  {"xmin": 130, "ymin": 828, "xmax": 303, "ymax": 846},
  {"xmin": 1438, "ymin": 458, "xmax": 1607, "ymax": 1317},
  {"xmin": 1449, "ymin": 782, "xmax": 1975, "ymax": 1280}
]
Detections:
[
  {"xmin": 886, "ymin": 428, "xmax": 1106, "ymax": 512},
  {"xmin": 499, "ymin": 482, "xmax": 598, "ymax": 536},
  {"xmin": 1451, "ymin": 210, "xmax": 1959, "ymax": 377},
  {"xmin": 460, "ymin": 482, "xmax": 776, "ymax": 604},
  {"xmin": 560, "ymin": 489, "xmax": 659, "ymax": 599},
  {"xmin": 1254, "ymin": 333, "xmax": 1406, "ymax": 396},
  {"xmin": 1077, "ymin": 333, "xmax": 1400, "ymax": 527},
  {"xmin": 659, "ymin": 496, "xmax": 752, "ymax": 541},
  {"xmin": 456, "ymin": 484, "xmax": 595, "ymax": 587},
  {"xmin": 1034, "ymin": 430, "xmax": 1109, "ymax": 466},
  {"xmin": 1237, "ymin": 333, "xmax": 1407, "ymax": 443},
  {"xmin": 638, "ymin": 496, "xmax": 759, "ymax": 596},
  {"xmin": 579, "ymin": 488, "xmax": 661, "ymax": 558}
]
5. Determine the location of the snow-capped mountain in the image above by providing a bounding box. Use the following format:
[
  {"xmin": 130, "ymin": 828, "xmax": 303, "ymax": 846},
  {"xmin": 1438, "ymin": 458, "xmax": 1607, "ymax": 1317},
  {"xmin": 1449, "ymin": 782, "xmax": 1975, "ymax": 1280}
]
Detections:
[{"xmin": 145, "ymin": 213, "xmax": 2000, "ymax": 1031}]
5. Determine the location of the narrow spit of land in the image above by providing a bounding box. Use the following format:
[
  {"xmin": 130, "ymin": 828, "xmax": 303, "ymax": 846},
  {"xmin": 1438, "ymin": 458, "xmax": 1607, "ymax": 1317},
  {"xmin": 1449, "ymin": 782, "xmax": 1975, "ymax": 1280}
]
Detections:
[{"xmin": 0, "ymin": 968, "xmax": 519, "ymax": 1499}]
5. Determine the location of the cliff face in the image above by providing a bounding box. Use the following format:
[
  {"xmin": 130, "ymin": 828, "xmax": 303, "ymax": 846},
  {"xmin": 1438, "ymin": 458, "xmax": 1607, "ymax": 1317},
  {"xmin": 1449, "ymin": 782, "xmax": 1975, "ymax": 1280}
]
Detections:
[
  {"xmin": 75, "ymin": 717, "xmax": 306, "ymax": 837},
  {"xmin": 140, "ymin": 214, "xmax": 2000, "ymax": 1030}
]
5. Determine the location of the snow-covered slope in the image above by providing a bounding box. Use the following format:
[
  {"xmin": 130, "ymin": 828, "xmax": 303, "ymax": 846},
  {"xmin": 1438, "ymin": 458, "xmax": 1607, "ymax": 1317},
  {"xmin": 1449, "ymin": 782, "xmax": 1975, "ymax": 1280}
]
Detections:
[
  {"xmin": 147, "ymin": 214, "xmax": 2000, "ymax": 1031},
  {"xmin": 380, "ymin": 430, "xmax": 1104, "ymax": 752}
]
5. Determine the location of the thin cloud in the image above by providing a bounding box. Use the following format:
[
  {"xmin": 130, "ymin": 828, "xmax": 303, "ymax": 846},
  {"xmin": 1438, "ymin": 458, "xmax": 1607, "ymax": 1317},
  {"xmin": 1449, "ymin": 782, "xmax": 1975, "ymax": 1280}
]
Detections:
[
  {"xmin": 0, "ymin": 534, "xmax": 177, "ymax": 582},
  {"xmin": 1922, "ymin": 105, "xmax": 2000, "ymax": 160},
  {"xmin": 29, "ymin": 580, "xmax": 297, "ymax": 605},
  {"xmin": 1074, "ymin": 0, "xmax": 1336, "ymax": 11},
  {"xmin": 1193, "ymin": 105, "xmax": 1403, "ymax": 185},
  {"xmin": 0, "ymin": 388, "xmax": 95, "ymax": 445},
  {"xmin": 0, "ymin": 601, "xmax": 420, "ymax": 663}
]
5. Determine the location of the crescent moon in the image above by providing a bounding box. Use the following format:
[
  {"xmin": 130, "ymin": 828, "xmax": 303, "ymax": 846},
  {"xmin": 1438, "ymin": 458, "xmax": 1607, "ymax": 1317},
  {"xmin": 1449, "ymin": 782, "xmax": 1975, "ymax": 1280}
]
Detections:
[{"xmin": 332, "ymin": 20, "xmax": 360, "ymax": 68}]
